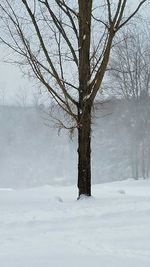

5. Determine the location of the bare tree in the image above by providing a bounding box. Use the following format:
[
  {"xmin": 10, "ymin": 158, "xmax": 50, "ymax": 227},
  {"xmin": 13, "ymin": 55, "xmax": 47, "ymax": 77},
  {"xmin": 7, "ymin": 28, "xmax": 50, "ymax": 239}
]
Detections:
[
  {"xmin": 108, "ymin": 27, "xmax": 150, "ymax": 179},
  {"xmin": 0, "ymin": 0, "xmax": 147, "ymax": 198},
  {"xmin": 108, "ymin": 28, "xmax": 150, "ymax": 99}
]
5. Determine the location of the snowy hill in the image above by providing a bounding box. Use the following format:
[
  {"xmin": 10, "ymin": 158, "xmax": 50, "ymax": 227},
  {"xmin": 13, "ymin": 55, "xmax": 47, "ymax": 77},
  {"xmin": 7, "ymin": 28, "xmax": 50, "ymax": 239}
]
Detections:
[
  {"xmin": 0, "ymin": 179, "xmax": 150, "ymax": 266},
  {"xmin": 0, "ymin": 99, "xmax": 149, "ymax": 188}
]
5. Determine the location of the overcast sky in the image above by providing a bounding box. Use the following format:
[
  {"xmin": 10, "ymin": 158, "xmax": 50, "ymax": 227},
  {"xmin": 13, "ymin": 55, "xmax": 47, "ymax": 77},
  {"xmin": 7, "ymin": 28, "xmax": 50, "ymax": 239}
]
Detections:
[{"xmin": 0, "ymin": 1, "xmax": 148, "ymax": 105}]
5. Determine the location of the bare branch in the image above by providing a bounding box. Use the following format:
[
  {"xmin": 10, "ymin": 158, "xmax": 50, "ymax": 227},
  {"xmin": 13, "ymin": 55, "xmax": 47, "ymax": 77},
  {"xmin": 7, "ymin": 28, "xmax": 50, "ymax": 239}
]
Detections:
[
  {"xmin": 39, "ymin": 0, "xmax": 78, "ymax": 66},
  {"xmin": 106, "ymin": 0, "xmax": 112, "ymax": 24},
  {"xmin": 117, "ymin": 0, "xmax": 147, "ymax": 31}
]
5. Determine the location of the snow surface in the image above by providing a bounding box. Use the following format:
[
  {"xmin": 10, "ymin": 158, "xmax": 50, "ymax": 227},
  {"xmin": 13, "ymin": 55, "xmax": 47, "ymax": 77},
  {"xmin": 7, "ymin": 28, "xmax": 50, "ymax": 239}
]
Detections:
[{"xmin": 0, "ymin": 179, "xmax": 150, "ymax": 266}]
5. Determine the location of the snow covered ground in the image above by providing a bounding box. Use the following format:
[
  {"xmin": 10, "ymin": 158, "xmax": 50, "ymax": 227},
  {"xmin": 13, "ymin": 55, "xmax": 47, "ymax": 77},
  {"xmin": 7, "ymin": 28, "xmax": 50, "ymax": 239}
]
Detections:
[{"xmin": 1, "ymin": 179, "xmax": 150, "ymax": 267}]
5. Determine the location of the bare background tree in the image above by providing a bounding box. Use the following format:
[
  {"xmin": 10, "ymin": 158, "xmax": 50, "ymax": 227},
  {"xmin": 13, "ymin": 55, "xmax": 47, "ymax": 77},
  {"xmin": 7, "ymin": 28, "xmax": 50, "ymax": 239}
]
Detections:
[
  {"xmin": 107, "ymin": 24, "xmax": 150, "ymax": 179},
  {"xmin": 0, "ymin": 0, "xmax": 147, "ymax": 198},
  {"xmin": 108, "ymin": 27, "xmax": 150, "ymax": 99}
]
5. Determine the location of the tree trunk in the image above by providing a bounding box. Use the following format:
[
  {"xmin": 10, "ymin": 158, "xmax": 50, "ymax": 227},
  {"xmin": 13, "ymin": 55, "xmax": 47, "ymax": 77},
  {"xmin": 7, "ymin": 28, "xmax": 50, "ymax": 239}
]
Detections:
[
  {"xmin": 77, "ymin": 105, "xmax": 91, "ymax": 198},
  {"xmin": 77, "ymin": 0, "xmax": 92, "ymax": 199}
]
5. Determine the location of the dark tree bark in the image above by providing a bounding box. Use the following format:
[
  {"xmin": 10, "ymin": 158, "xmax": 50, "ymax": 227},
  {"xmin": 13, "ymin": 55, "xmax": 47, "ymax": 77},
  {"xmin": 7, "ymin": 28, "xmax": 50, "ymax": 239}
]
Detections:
[
  {"xmin": 77, "ymin": 0, "xmax": 92, "ymax": 198},
  {"xmin": 77, "ymin": 105, "xmax": 92, "ymax": 197}
]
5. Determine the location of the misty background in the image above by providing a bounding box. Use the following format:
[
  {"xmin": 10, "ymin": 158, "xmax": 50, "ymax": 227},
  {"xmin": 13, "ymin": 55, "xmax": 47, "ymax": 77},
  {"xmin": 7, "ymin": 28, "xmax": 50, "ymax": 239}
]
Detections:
[{"xmin": 0, "ymin": 97, "xmax": 149, "ymax": 188}]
